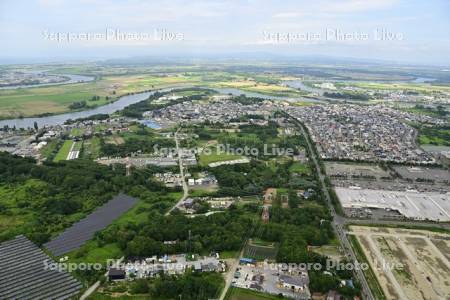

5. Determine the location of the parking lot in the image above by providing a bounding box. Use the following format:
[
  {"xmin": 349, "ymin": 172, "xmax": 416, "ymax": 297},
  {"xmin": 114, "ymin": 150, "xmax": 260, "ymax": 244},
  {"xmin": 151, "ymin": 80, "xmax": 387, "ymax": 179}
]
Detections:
[{"xmin": 232, "ymin": 264, "xmax": 310, "ymax": 300}]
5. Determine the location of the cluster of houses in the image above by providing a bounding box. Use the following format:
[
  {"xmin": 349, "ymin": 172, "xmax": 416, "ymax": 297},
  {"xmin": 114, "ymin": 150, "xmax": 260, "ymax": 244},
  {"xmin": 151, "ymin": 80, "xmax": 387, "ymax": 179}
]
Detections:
[
  {"xmin": 148, "ymin": 99, "xmax": 277, "ymax": 125},
  {"xmin": 108, "ymin": 254, "xmax": 225, "ymax": 281},
  {"xmin": 154, "ymin": 172, "xmax": 184, "ymax": 187},
  {"xmin": 187, "ymin": 172, "xmax": 218, "ymax": 186},
  {"xmin": 287, "ymin": 104, "xmax": 436, "ymax": 164}
]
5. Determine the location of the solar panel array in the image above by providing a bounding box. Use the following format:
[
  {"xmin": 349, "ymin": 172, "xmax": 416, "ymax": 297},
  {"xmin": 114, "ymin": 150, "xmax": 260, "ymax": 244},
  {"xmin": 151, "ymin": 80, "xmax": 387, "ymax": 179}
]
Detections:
[
  {"xmin": 44, "ymin": 193, "xmax": 137, "ymax": 256},
  {"xmin": 0, "ymin": 235, "xmax": 82, "ymax": 300}
]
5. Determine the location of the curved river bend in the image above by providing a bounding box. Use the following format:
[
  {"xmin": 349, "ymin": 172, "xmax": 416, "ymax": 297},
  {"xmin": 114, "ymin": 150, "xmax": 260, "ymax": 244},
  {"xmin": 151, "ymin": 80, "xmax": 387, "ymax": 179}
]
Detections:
[
  {"xmin": 0, "ymin": 88, "xmax": 175, "ymax": 128},
  {"xmin": 0, "ymin": 85, "xmax": 319, "ymax": 129},
  {"xmin": 0, "ymin": 73, "xmax": 95, "ymax": 90}
]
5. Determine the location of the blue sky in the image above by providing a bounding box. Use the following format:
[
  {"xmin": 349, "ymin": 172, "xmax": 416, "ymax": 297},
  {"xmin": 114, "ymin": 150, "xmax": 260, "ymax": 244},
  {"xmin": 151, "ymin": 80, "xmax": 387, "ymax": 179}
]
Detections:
[{"xmin": 0, "ymin": 0, "xmax": 449, "ymax": 65}]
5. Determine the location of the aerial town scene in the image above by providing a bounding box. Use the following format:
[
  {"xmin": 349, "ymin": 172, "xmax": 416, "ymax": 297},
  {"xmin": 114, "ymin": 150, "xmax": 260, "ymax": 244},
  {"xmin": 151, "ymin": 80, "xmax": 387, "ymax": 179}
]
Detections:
[{"xmin": 0, "ymin": 1, "xmax": 449, "ymax": 300}]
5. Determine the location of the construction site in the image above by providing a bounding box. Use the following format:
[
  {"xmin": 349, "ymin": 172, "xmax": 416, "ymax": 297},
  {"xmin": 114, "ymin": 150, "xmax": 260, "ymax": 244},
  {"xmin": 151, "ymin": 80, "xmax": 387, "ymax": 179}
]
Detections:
[{"xmin": 348, "ymin": 226, "xmax": 450, "ymax": 300}]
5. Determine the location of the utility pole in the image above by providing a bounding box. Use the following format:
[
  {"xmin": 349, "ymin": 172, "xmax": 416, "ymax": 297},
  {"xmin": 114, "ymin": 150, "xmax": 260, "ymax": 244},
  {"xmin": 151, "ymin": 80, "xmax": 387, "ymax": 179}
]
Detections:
[{"xmin": 187, "ymin": 229, "xmax": 191, "ymax": 254}]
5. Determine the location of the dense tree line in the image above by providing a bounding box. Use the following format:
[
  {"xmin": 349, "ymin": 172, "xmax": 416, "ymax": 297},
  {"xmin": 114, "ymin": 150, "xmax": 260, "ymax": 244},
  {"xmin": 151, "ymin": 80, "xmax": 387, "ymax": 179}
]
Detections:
[
  {"xmin": 126, "ymin": 272, "xmax": 223, "ymax": 300},
  {"xmin": 324, "ymin": 91, "xmax": 370, "ymax": 101},
  {"xmin": 218, "ymin": 121, "xmax": 306, "ymax": 159},
  {"xmin": 121, "ymin": 88, "xmax": 217, "ymax": 118},
  {"xmin": 96, "ymin": 208, "xmax": 254, "ymax": 257},
  {"xmin": 0, "ymin": 152, "xmax": 170, "ymax": 244},
  {"xmin": 231, "ymin": 94, "xmax": 265, "ymax": 105},
  {"xmin": 100, "ymin": 135, "xmax": 175, "ymax": 157},
  {"xmin": 208, "ymin": 160, "xmax": 290, "ymax": 196},
  {"xmin": 150, "ymin": 272, "xmax": 223, "ymax": 300},
  {"xmin": 208, "ymin": 158, "xmax": 318, "ymax": 197},
  {"xmin": 69, "ymin": 101, "xmax": 87, "ymax": 110},
  {"xmin": 65, "ymin": 113, "xmax": 110, "ymax": 124},
  {"xmin": 417, "ymin": 124, "xmax": 450, "ymax": 146}
]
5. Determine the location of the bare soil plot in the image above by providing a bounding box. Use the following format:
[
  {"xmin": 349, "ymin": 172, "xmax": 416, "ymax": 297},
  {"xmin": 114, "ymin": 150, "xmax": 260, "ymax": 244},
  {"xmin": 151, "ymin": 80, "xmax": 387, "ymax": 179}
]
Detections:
[
  {"xmin": 325, "ymin": 162, "xmax": 390, "ymax": 178},
  {"xmin": 349, "ymin": 226, "xmax": 450, "ymax": 300}
]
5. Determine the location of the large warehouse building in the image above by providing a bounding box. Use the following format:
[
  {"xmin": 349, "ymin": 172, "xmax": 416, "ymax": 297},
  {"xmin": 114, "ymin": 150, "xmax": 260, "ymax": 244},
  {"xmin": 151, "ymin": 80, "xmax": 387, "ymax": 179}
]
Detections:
[{"xmin": 335, "ymin": 187, "xmax": 450, "ymax": 222}]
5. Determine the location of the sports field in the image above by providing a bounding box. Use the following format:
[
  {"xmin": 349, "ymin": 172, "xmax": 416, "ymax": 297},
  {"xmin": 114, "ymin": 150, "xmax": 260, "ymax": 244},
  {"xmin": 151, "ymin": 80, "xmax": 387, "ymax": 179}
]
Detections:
[{"xmin": 53, "ymin": 140, "xmax": 74, "ymax": 162}]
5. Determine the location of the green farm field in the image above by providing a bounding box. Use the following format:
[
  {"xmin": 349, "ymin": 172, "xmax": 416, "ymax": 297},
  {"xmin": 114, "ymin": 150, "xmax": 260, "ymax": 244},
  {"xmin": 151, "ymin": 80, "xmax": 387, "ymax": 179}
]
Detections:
[
  {"xmin": 225, "ymin": 287, "xmax": 282, "ymax": 300},
  {"xmin": 0, "ymin": 73, "xmax": 201, "ymax": 119},
  {"xmin": 198, "ymin": 151, "xmax": 244, "ymax": 166},
  {"xmin": 338, "ymin": 81, "xmax": 450, "ymax": 93}
]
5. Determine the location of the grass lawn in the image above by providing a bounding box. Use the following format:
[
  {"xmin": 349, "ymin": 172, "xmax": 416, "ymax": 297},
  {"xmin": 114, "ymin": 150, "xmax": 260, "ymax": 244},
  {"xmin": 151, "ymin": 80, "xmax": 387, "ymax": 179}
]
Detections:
[
  {"xmin": 219, "ymin": 250, "xmax": 239, "ymax": 259},
  {"xmin": 72, "ymin": 141, "xmax": 83, "ymax": 151},
  {"xmin": 40, "ymin": 139, "xmax": 61, "ymax": 160},
  {"xmin": 225, "ymin": 287, "xmax": 281, "ymax": 300},
  {"xmin": 311, "ymin": 245, "xmax": 343, "ymax": 260},
  {"xmin": 419, "ymin": 131, "xmax": 450, "ymax": 146},
  {"xmin": 114, "ymin": 201, "xmax": 151, "ymax": 226},
  {"xmin": 198, "ymin": 151, "xmax": 243, "ymax": 166},
  {"xmin": 0, "ymin": 81, "xmax": 113, "ymax": 118},
  {"xmin": 82, "ymin": 136, "xmax": 102, "ymax": 159},
  {"xmin": 53, "ymin": 140, "xmax": 74, "ymax": 162},
  {"xmin": 289, "ymin": 162, "xmax": 310, "ymax": 175},
  {"xmin": 250, "ymin": 238, "xmax": 276, "ymax": 247},
  {"xmin": 70, "ymin": 127, "xmax": 86, "ymax": 136},
  {"xmin": 68, "ymin": 241, "xmax": 123, "ymax": 264}
]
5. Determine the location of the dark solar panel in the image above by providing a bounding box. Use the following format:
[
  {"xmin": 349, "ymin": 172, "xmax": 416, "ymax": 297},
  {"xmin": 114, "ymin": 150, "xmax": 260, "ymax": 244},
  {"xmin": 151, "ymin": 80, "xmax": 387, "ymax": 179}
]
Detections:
[
  {"xmin": 44, "ymin": 193, "xmax": 137, "ymax": 256},
  {"xmin": 0, "ymin": 235, "xmax": 82, "ymax": 300}
]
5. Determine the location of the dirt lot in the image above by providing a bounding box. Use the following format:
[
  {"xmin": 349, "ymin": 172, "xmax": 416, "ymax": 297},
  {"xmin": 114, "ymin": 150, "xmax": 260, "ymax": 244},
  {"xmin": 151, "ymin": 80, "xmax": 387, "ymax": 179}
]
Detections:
[
  {"xmin": 325, "ymin": 162, "xmax": 391, "ymax": 178},
  {"xmin": 348, "ymin": 226, "xmax": 450, "ymax": 300},
  {"xmin": 393, "ymin": 166, "xmax": 450, "ymax": 183}
]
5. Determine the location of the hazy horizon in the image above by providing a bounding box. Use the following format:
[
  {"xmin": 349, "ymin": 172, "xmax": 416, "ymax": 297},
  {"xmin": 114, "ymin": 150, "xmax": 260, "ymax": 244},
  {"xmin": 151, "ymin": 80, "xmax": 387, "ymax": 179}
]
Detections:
[{"xmin": 1, "ymin": 0, "xmax": 449, "ymax": 65}]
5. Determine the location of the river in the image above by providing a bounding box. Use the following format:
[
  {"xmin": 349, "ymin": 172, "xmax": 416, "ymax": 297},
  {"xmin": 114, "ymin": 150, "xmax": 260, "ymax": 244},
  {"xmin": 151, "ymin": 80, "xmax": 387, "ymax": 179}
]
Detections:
[
  {"xmin": 0, "ymin": 87, "xmax": 182, "ymax": 129},
  {"xmin": 0, "ymin": 73, "xmax": 95, "ymax": 90},
  {"xmin": 281, "ymin": 80, "xmax": 325, "ymax": 95},
  {"xmin": 0, "ymin": 83, "xmax": 325, "ymax": 129}
]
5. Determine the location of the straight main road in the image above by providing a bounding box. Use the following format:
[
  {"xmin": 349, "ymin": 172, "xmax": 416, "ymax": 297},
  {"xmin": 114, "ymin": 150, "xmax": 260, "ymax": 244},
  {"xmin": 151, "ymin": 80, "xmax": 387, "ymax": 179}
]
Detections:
[
  {"xmin": 165, "ymin": 128, "xmax": 189, "ymax": 216},
  {"xmin": 218, "ymin": 244, "xmax": 247, "ymax": 300},
  {"xmin": 288, "ymin": 114, "xmax": 375, "ymax": 300}
]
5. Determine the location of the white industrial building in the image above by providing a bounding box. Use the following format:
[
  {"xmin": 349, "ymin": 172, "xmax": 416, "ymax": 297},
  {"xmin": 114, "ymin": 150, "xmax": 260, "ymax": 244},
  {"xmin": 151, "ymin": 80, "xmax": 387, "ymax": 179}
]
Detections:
[{"xmin": 335, "ymin": 187, "xmax": 450, "ymax": 222}]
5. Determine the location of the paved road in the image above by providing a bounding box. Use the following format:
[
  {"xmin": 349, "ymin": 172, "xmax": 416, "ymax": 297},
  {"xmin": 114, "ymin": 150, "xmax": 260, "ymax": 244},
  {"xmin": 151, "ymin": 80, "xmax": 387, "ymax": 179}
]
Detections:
[
  {"xmin": 79, "ymin": 256, "xmax": 124, "ymax": 300},
  {"xmin": 218, "ymin": 245, "xmax": 246, "ymax": 300},
  {"xmin": 165, "ymin": 129, "xmax": 189, "ymax": 216},
  {"xmin": 289, "ymin": 115, "xmax": 375, "ymax": 300},
  {"xmin": 342, "ymin": 217, "xmax": 450, "ymax": 230}
]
